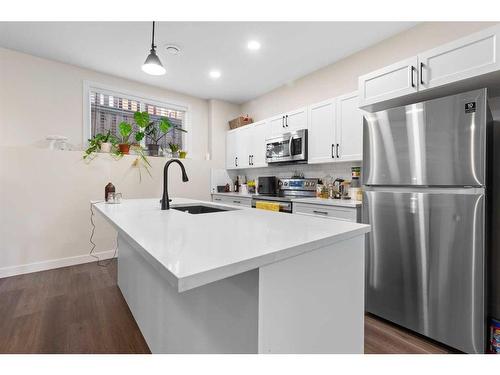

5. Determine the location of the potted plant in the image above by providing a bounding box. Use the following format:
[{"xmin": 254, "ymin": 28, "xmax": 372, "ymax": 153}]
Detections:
[
  {"xmin": 118, "ymin": 121, "xmax": 132, "ymax": 154},
  {"xmin": 100, "ymin": 130, "xmax": 118, "ymax": 153},
  {"xmin": 84, "ymin": 131, "xmax": 118, "ymax": 159},
  {"xmin": 179, "ymin": 150, "xmax": 187, "ymax": 159},
  {"xmin": 133, "ymin": 111, "xmax": 187, "ymax": 157},
  {"xmin": 168, "ymin": 142, "xmax": 180, "ymax": 158}
]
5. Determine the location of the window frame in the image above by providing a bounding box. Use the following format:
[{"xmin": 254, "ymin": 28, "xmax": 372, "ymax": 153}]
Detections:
[{"xmin": 82, "ymin": 80, "xmax": 190, "ymax": 153}]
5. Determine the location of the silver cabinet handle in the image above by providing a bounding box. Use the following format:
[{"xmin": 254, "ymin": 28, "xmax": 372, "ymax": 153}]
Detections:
[
  {"xmin": 331, "ymin": 144, "xmax": 335, "ymax": 158},
  {"xmin": 285, "ymin": 115, "xmax": 288, "ymax": 127},
  {"xmin": 282, "ymin": 116, "xmax": 285, "ymax": 128},
  {"xmin": 313, "ymin": 210, "xmax": 328, "ymax": 215},
  {"xmin": 336, "ymin": 143, "xmax": 340, "ymax": 158},
  {"xmin": 233, "ymin": 200, "xmax": 241, "ymax": 204},
  {"xmin": 235, "ymin": 157, "xmax": 238, "ymax": 167},
  {"xmin": 214, "ymin": 197, "xmax": 221, "ymax": 201},
  {"xmin": 420, "ymin": 62, "xmax": 424, "ymax": 85}
]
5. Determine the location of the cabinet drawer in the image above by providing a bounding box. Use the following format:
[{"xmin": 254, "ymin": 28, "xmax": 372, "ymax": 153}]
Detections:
[
  {"xmin": 212, "ymin": 195, "xmax": 252, "ymax": 207},
  {"xmin": 293, "ymin": 203, "xmax": 359, "ymax": 222}
]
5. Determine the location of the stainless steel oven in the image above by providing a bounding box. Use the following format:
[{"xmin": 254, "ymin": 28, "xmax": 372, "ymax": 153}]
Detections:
[{"xmin": 265, "ymin": 129, "xmax": 307, "ymax": 164}]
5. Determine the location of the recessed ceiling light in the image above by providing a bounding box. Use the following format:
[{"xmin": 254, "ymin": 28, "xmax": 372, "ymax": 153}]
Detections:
[
  {"xmin": 247, "ymin": 40, "xmax": 261, "ymax": 51},
  {"xmin": 209, "ymin": 70, "xmax": 221, "ymax": 79}
]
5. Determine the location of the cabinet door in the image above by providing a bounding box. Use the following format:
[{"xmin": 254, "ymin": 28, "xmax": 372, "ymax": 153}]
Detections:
[
  {"xmin": 308, "ymin": 99, "xmax": 336, "ymax": 164},
  {"xmin": 335, "ymin": 91, "xmax": 363, "ymax": 162},
  {"xmin": 285, "ymin": 107, "xmax": 308, "ymax": 131},
  {"xmin": 226, "ymin": 130, "xmax": 237, "ymax": 169},
  {"xmin": 250, "ymin": 121, "xmax": 268, "ymax": 168},
  {"xmin": 235, "ymin": 126, "xmax": 250, "ymax": 169},
  {"xmin": 358, "ymin": 56, "xmax": 418, "ymax": 107},
  {"xmin": 419, "ymin": 25, "xmax": 500, "ymax": 91},
  {"xmin": 269, "ymin": 115, "xmax": 286, "ymax": 137}
]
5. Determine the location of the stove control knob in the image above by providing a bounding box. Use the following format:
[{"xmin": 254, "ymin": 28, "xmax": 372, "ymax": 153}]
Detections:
[{"xmin": 284, "ymin": 182, "xmax": 288, "ymax": 187}]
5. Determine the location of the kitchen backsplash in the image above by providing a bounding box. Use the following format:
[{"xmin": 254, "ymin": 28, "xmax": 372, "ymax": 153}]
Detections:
[{"xmin": 210, "ymin": 160, "xmax": 361, "ymax": 189}]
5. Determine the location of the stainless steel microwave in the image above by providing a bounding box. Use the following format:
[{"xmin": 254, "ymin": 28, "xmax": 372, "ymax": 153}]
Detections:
[{"xmin": 265, "ymin": 129, "xmax": 307, "ymax": 164}]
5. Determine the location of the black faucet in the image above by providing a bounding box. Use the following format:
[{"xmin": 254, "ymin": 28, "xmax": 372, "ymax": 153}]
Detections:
[{"xmin": 161, "ymin": 159, "xmax": 189, "ymax": 210}]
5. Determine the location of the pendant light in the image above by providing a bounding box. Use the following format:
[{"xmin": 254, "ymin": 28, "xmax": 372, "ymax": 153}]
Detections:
[{"xmin": 142, "ymin": 21, "xmax": 166, "ymax": 76}]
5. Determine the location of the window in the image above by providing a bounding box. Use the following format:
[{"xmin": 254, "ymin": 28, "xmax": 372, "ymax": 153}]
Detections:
[{"xmin": 84, "ymin": 82, "xmax": 188, "ymax": 153}]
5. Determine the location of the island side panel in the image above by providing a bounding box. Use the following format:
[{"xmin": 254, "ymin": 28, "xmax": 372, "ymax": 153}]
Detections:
[
  {"xmin": 117, "ymin": 234, "xmax": 259, "ymax": 353},
  {"xmin": 257, "ymin": 236, "xmax": 365, "ymax": 354}
]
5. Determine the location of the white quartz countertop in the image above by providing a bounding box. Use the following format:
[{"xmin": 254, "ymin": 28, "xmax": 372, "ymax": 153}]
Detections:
[
  {"xmin": 94, "ymin": 198, "xmax": 370, "ymax": 293},
  {"xmin": 292, "ymin": 197, "xmax": 363, "ymax": 208}
]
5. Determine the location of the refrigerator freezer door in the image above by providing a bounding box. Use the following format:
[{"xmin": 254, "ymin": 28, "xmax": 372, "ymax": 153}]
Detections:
[
  {"xmin": 363, "ymin": 89, "xmax": 487, "ymax": 186},
  {"xmin": 363, "ymin": 188, "xmax": 485, "ymax": 353}
]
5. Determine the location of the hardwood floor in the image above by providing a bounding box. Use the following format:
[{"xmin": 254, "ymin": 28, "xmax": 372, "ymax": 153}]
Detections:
[
  {"xmin": 0, "ymin": 260, "xmax": 150, "ymax": 353},
  {"xmin": 0, "ymin": 260, "xmax": 454, "ymax": 354},
  {"xmin": 365, "ymin": 313, "xmax": 457, "ymax": 354}
]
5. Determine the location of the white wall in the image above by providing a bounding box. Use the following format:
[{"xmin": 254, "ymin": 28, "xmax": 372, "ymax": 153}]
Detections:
[
  {"xmin": 208, "ymin": 99, "xmax": 241, "ymax": 167},
  {"xmin": 241, "ymin": 22, "xmax": 500, "ymax": 120},
  {"xmin": 0, "ymin": 47, "xmax": 211, "ymax": 158},
  {"xmin": 0, "ymin": 47, "xmax": 219, "ymax": 275}
]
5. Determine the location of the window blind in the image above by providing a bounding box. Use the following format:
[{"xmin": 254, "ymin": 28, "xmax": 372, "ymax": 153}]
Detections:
[{"xmin": 90, "ymin": 90, "xmax": 185, "ymax": 151}]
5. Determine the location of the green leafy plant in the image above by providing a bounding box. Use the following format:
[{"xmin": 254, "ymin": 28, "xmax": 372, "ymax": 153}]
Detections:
[
  {"xmin": 118, "ymin": 122, "xmax": 132, "ymax": 144},
  {"xmin": 83, "ymin": 130, "xmax": 118, "ymax": 159},
  {"xmin": 168, "ymin": 142, "xmax": 180, "ymax": 153}
]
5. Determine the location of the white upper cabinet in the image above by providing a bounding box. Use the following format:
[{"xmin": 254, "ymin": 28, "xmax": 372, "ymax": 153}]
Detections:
[
  {"xmin": 308, "ymin": 99, "xmax": 336, "ymax": 164},
  {"xmin": 308, "ymin": 92, "xmax": 363, "ymax": 164},
  {"xmin": 359, "ymin": 24, "xmax": 500, "ymax": 110},
  {"xmin": 248, "ymin": 120, "xmax": 268, "ymax": 168},
  {"xmin": 226, "ymin": 130, "xmax": 238, "ymax": 169},
  {"xmin": 269, "ymin": 115, "xmax": 286, "ymax": 137},
  {"xmin": 284, "ymin": 107, "xmax": 308, "ymax": 132},
  {"xmin": 358, "ymin": 56, "xmax": 419, "ymax": 108},
  {"xmin": 226, "ymin": 121, "xmax": 268, "ymax": 170},
  {"xmin": 419, "ymin": 25, "xmax": 500, "ymax": 91},
  {"xmin": 268, "ymin": 107, "xmax": 308, "ymax": 137},
  {"xmin": 335, "ymin": 92, "xmax": 363, "ymax": 161}
]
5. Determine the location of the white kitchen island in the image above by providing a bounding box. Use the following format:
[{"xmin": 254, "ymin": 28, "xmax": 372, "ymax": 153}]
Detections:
[{"xmin": 93, "ymin": 198, "xmax": 370, "ymax": 354}]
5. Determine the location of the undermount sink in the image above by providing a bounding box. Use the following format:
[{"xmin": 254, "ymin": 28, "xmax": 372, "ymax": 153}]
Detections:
[{"xmin": 171, "ymin": 204, "xmax": 235, "ymax": 214}]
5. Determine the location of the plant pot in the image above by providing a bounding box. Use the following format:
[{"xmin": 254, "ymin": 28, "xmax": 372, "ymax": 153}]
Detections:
[
  {"xmin": 147, "ymin": 144, "xmax": 160, "ymax": 157},
  {"xmin": 118, "ymin": 143, "xmax": 130, "ymax": 155},
  {"xmin": 179, "ymin": 151, "xmax": 187, "ymax": 159},
  {"xmin": 100, "ymin": 142, "xmax": 112, "ymax": 153},
  {"xmin": 170, "ymin": 151, "xmax": 179, "ymax": 158}
]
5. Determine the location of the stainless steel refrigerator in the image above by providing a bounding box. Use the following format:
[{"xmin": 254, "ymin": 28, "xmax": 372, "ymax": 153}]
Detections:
[{"xmin": 362, "ymin": 88, "xmax": 500, "ymax": 353}]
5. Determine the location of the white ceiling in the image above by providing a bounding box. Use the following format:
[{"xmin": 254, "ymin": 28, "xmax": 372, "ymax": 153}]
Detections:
[{"xmin": 0, "ymin": 22, "xmax": 417, "ymax": 103}]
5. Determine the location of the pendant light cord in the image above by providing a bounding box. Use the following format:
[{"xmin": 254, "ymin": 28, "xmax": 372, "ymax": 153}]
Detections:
[{"xmin": 151, "ymin": 21, "xmax": 156, "ymax": 50}]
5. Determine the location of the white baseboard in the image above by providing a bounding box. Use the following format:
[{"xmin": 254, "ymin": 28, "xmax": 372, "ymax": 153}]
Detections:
[{"xmin": 0, "ymin": 250, "xmax": 117, "ymax": 279}]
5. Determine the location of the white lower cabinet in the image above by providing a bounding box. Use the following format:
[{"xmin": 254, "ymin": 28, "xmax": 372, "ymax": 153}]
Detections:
[
  {"xmin": 212, "ymin": 194, "xmax": 252, "ymax": 207},
  {"xmin": 307, "ymin": 91, "xmax": 363, "ymax": 164},
  {"xmin": 293, "ymin": 203, "xmax": 361, "ymax": 223}
]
